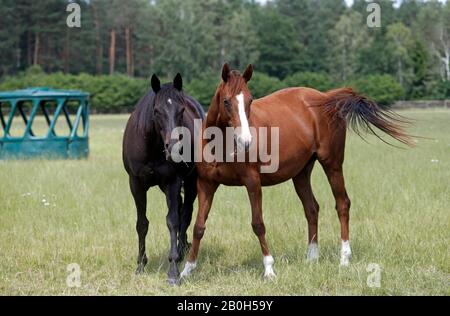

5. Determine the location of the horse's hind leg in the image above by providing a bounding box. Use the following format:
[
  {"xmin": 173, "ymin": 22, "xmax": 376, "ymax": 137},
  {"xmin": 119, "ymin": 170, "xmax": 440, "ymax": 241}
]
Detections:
[
  {"xmin": 178, "ymin": 174, "xmax": 197, "ymax": 260},
  {"xmin": 130, "ymin": 176, "xmax": 149, "ymax": 274},
  {"xmin": 293, "ymin": 158, "xmax": 320, "ymax": 262},
  {"xmin": 321, "ymin": 162, "xmax": 352, "ymax": 266}
]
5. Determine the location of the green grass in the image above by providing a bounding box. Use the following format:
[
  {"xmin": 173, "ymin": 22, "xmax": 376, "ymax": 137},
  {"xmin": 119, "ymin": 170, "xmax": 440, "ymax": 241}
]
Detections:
[{"xmin": 0, "ymin": 109, "xmax": 449, "ymax": 296}]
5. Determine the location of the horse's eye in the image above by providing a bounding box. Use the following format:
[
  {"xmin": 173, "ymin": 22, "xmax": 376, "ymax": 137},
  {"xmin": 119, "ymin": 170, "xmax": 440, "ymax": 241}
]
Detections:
[{"xmin": 224, "ymin": 99, "xmax": 231, "ymax": 108}]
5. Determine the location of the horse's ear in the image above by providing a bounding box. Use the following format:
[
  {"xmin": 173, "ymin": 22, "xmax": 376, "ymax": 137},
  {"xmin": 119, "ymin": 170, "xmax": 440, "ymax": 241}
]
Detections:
[
  {"xmin": 222, "ymin": 63, "xmax": 231, "ymax": 83},
  {"xmin": 173, "ymin": 73, "xmax": 183, "ymax": 91},
  {"xmin": 151, "ymin": 74, "xmax": 161, "ymax": 93},
  {"xmin": 243, "ymin": 64, "xmax": 253, "ymax": 83}
]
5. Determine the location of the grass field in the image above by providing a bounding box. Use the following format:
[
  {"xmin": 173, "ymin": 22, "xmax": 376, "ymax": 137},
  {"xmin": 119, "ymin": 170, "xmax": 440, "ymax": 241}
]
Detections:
[{"xmin": 0, "ymin": 109, "xmax": 449, "ymax": 296}]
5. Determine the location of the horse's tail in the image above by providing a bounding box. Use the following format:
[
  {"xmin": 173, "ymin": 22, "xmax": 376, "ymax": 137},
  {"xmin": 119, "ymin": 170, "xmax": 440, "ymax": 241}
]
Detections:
[{"xmin": 317, "ymin": 88, "xmax": 414, "ymax": 147}]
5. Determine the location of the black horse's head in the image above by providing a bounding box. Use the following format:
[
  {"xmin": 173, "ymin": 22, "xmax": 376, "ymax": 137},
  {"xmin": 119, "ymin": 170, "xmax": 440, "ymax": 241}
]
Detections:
[{"xmin": 151, "ymin": 73, "xmax": 186, "ymax": 161}]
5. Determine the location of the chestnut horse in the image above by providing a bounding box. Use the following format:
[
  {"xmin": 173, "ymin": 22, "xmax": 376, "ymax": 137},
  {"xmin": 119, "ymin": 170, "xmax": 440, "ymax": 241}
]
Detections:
[{"xmin": 181, "ymin": 64, "xmax": 412, "ymax": 279}]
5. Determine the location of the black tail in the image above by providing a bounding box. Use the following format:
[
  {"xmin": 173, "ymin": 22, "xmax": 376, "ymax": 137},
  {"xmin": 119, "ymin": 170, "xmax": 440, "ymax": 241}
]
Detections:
[{"xmin": 319, "ymin": 88, "xmax": 414, "ymax": 147}]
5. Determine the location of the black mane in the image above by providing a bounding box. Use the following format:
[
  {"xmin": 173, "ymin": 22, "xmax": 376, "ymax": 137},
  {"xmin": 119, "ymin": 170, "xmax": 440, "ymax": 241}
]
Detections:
[{"xmin": 133, "ymin": 87, "xmax": 155, "ymax": 135}]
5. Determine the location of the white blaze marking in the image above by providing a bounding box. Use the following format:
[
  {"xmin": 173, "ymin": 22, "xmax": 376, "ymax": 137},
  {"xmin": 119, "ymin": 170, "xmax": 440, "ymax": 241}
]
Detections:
[
  {"xmin": 263, "ymin": 255, "xmax": 276, "ymax": 279},
  {"xmin": 340, "ymin": 240, "xmax": 352, "ymax": 266},
  {"xmin": 236, "ymin": 92, "xmax": 252, "ymax": 143},
  {"xmin": 168, "ymin": 98, "xmax": 173, "ymax": 105}
]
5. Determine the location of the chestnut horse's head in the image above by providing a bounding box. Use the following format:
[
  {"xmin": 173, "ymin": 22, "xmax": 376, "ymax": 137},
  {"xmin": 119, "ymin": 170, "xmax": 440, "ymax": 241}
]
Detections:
[{"xmin": 207, "ymin": 63, "xmax": 254, "ymax": 152}]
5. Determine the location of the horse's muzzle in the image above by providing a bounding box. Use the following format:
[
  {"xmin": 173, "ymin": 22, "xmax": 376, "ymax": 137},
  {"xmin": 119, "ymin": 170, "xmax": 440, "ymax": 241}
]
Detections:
[
  {"xmin": 166, "ymin": 140, "xmax": 181, "ymax": 162},
  {"xmin": 236, "ymin": 136, "xmax": 252, "ymax": 153}
]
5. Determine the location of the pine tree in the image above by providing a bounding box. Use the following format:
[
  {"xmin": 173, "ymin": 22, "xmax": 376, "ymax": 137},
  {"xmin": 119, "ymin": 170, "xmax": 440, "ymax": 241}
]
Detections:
[{"xmin": 0, "ymin": 0, "xmax": 21, "ymax": 75}]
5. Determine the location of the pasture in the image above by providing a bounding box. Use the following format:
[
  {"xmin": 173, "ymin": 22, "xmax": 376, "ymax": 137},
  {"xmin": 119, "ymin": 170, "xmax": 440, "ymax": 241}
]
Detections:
[{"xmin": 0, "ymin": 109, "xmax": 449, "ymax": 296}]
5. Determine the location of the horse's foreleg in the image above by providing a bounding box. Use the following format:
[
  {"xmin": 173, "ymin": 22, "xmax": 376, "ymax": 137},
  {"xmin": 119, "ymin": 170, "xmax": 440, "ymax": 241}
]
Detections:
[
  {"xmin": 130, "ymin": 176, "xmax": 149, "ymax": 275},
  {"xmin": 178, "ymin": 174, "xmax": 197, "ymax": 260},
  {"xmin": 293, "ymin": 159, "xmax": 320, "ymax": 262},
  {"xmin": 163, "ymin": 177, "xmax": 183, "ymax": 285},
  {"xmin": 245, "ymin": 173, "xmax": 275, "ymax": 279},
  {"xmin": 181, "ymin": 179, "xmax": 218, "ymax": 278},
  {"xmin": 322, "ymin": 164, "xmax": 352, "ymax": 266}
]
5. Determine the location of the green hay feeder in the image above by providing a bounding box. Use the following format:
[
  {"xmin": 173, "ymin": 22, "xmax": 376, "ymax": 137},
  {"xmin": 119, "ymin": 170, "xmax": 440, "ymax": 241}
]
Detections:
[{"xmin": 0, "ymin": 87, "xmax": 89, "ymax": 159}]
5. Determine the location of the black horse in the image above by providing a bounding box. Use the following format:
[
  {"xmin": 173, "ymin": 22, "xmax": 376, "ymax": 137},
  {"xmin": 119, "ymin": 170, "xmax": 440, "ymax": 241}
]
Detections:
[{"xmin": 123, "ymin": 73, "xmax": 205, "ymax": 285}]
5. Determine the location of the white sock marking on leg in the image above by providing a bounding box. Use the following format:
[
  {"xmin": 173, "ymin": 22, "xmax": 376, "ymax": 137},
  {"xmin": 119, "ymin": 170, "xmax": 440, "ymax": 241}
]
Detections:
[
  {"xmin": 340, "ymin": 240, "xmax": 352, "ymax": 266},
  {"xmin": 263, "ymin": 255, "xmax": 276, "ymax": 279},
  {"xmin": 180, "ymin": 261, "xmax": 197, "ymax": 278},
  {"xmin": 307, "ymin": 243, "xmax": 319, "ymax": 262}
]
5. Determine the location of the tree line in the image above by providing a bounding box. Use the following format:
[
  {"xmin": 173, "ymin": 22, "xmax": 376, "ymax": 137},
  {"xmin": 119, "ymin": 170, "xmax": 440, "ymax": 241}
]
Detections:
[{"xmin": 0, "ymin": 0, "xmax": 449, "ymax": 109}]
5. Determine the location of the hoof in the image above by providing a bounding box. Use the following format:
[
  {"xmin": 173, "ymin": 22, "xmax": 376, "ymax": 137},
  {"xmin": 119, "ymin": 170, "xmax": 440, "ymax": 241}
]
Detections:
[
  {"xmin": 306, "ymin": 243, "xmax": 319, "ymax": 263},
  {"xmin": 340, "ymin": 255, "xmax": 351, "ymax": 267},
  {"xmin": 168, "ymin": 278, "xmax": 181, "ymax": 287},
  {"xmin": 136, "ymin": 254, "xmax": 148, "ymax": 275},
  {"xmin": 263, "ymin": 256, "xmax": 276, "ymax": 280},
  {"xmin": 263, "ymin": 271, "xmax": 277, "ymax": 280},
  {"xmin": 180, "ymin": 261, "xmax": 197, "ymax": 278},
  {"xmin": 340, "ymin": 240, "xmax": 352, "ymax": 267},
  {"xmin": 135, "ymin": 265, "xmax": 146, "ymax": 275}
]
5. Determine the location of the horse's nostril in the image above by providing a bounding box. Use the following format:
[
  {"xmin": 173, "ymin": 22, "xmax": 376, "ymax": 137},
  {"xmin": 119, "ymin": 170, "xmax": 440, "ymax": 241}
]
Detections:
[{"xmin": 235, "ymin": 136, "xmax": 251, "ymax": 153}]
